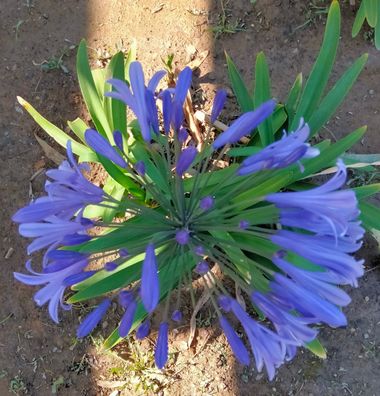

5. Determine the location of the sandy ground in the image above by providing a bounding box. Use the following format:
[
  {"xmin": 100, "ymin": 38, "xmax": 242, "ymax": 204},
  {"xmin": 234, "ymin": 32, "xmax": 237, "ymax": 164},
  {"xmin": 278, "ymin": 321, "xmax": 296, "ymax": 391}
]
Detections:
[{"xmin": 0, "ymin": 1, "xmax": 379, "ymax": 395}]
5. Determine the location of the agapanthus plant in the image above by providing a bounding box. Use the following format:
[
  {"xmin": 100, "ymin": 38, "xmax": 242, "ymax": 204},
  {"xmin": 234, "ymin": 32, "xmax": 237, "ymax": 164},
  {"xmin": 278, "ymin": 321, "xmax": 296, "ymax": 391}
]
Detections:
[{"xmin": 13, "ymin": 58, "xmax": 369, "ymax": 379}]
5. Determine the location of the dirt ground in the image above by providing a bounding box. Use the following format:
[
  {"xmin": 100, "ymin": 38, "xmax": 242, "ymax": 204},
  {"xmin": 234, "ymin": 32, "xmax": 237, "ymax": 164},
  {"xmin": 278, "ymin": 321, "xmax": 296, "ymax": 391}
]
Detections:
[{"xmin": 0, "ymin": 0, "xmax": 379, "ymax": 395}]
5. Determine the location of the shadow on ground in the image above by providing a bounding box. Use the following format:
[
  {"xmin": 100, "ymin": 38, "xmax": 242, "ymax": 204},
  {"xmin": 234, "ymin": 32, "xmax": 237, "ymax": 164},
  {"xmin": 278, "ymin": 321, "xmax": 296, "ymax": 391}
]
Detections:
[{"xmin": 0, "ymin": 0, "xmax": 379, "ymax": 395}]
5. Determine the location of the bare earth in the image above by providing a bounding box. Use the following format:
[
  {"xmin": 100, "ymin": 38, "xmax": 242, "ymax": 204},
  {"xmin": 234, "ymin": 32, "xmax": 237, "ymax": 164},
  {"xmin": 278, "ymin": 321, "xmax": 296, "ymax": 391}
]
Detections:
[{"xmin": 0, "ymin": 1, "xmax": 379, "ymax": 395}]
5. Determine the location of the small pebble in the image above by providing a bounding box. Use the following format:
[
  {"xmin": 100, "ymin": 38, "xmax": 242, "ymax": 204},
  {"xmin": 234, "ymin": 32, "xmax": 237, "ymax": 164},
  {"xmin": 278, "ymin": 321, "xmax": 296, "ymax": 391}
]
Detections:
[{"xmin": 365, "ymin": 296, "xmax": 370, "ymax": 302}]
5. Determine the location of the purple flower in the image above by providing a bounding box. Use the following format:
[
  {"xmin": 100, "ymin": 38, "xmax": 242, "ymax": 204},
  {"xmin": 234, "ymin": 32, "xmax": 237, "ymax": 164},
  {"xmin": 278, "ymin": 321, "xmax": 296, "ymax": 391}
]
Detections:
[
  {"xmin": 272, "ymin": 252, "xmax": 351, "ymax": 306},
  {"xmin": 119, "ymin": 248, "xmax": 129, "ymax": 257},
  {"xmin": 211, "ymin": 89, "xmax": 227, "ymax": 123},
  {"xmin": 199, "ymin": 196, "xmax": 214, "ymax": 211},
  {"xmin": 267, "ymin": 160, "xmax": 359, "ymax": 238},
  {"xmin": 213, "ymin": 100, "xmax": 276, "ymax": 149},
  {"xmin": 218, "ymin": 295, "xmax": 232, "ymax": 312},
  {"xmin": 155, "ymin": 322, "xmax": 169, "ymax": 369},
  {"xmin": 194, "ymin": 245, "xmax": 205, "ymax": 256},
  {"xmin": 77, "ymin": 298, "xmax": 111, "ymax": 338},
  {"xmin": 135, "ymin": 160, "xmax": 146, "ymax": 176},
  {"xmin": 171, "ymin": 310, "xmax": 183, "ymax": 322},
  {"xmin": 61, "ymin": 234, "xmax": 92, "ymax": 246},
  {"xmin": 85, "ymin": 129, "xmax": 127, "ymax": 168},
  {"xmin": 107, "ymin": 63, "xmax": 166, "ymax": 142},
  {"xmin": 19, "ymin": 216, "xmax": 93, "ymax": 254},
  {"xmin": 219, "ymin": 315, "xmax": 250, "ymax": 366},
  {"xmin": 251, "ymin": 291, "xmax": 318, "ymax": 348},
  {"xmin": 141, "ymin": 243, "xmax": 160, "ymax": 313},
  {"xmin": 113, "ymin": 130, "xmax": 124, "ymax": 153},
  {"xmin": 229, "ymin": 299, "xmax": 286, "ymax": 380},
  {"xmin": 13, "ymin": 142, "xmax": 103, "ymax": 223},
  {"xmin": 63, "ymin": 271, "xmax": 96, "ymax": 286},
  {"xmin": 178, "ymin": 127, "xmax": 188, "ymax": 143},
  {"xmin": 175, "ymin": 229, "xmax": 190, "ymax": 245},
  {"xmin": 14, "ymin": 259, "xmax": 88, "ymax": 323},
  {"xmin": 176, "ymin": 146, "xmax": 197, "ymax": 176},
  {"xmin": 105, "ymin": 261, "xmax": 118, "ymax": 271},
  {"xmin": 238, "ymin": 119, "xmax": 319, "ymax": 175},
  {"xmin": 136, "ymin": 320, "xmax": 151, "ymax": 339},
  {"xmin": 119, "ymin": 299, "xmax": 137, "ymax": 337},
  {"xmin": 118, "ymin": 290, "xmax": 134, "ymax": 308},
  {"xmin": 161, "ymin": 90, "xmax": 172, "ymax": 133},
  {"xmin": 171, "ymin": 67, "xmax": 192, "ymax": 131},
  {"xmin": 270, "ymin": 274, "xmax": 347, "ymax": 328},
  {"xmin": 271, "ymin": 230, "xmax": 364, "ymax": 287},
  {"xmin": 195, "ymin": 260, "xmax": 209, "ymax": 275},
  {"xmin": 239, "ymin": 220, "xmax": 249, "ymax": 230}
]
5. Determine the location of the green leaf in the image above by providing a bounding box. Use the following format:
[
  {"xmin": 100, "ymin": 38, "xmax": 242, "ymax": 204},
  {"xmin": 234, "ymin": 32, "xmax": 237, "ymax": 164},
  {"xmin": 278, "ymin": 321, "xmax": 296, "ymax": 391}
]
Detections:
[
  {"xmin": 352, "ymin": 2, "xmax": 366, "ymax": 37},
  {"xmin": 306, "ymin": 338, "xmax": 327, "ymax": 359},
  {"xmin": 253, "ymin": 52, "xmax": 273, "ymax": 146},
  {"xmin": 376, "ymin": 9, "xmax": 380, "ymax": 50},
  {"xmin": 285, "ymin": 73, "xmax": 303, "ymax": 127},
  {"xmin": 225, "ymin": 52, "xmax": 253, "ymax": 112},
  {"xmin": 364, "ymin": 0, "xmax": 378, "ymax": 28},
  {"xmin": 124, "ymin": 39, "xmax": 137, "ymax": 82},
  {"xmin": 291, "ymin": 0, "xmax": 341, "ymax": 129},
  {"xmin": 67, "ymin": 117, "xmax": 89, "ymax": 144},
  {"xmin": 91, "ymin": 68, "xmax": 106, "ymax": 101},
  {"xmin": 77, "ymin": 40, "xmax": 113, "ymax": 141},
  {"xmin": 308, "ymin": 54, "xmax": 368, "ymax": 136},
  {"xmin": 105, "ymin": 52, "xmax": 127, "ymax": 136},
  {"xmin": 228, "ymin": 146, "xmax": 261, "ymax": 157},
  {"xmin": 354, "ymin": 184, "xmax": 380, "ymax": 200},
  {"xmin": 17, "ymin": 97, "xmax": 92, "ymax": 158},
  {"xmin": 102, "ymin": 178, "xmax": 126, "ymax": 222},
  {"xmin": 359, "ymin": 201, "xmax": 380, "ymax": 231}
]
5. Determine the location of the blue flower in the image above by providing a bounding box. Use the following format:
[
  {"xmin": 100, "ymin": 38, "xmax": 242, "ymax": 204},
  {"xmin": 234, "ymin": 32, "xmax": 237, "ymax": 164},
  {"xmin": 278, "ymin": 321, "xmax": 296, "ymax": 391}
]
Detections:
[
  {"xmin": 238, "ymin": 119, "xmax": 319, "ymax": 175},
  {"xmin": 119, "ymin": 299, "xmax": 137, "ymax": 337},
  {"xmin": 267, "ymin": 160, "xmax": 359, "ymax": 238},
  {"xmin": 271, "ymin": 230, "xmax": 364, "ymax": 286},
  {"xmin": 176, "ymin": 146, "xmax": 197, "ymax": 176},
  {"xmin": 155, "ymin": 322, "xmax": 169, "ymax": 369},
  {"xmin": 211, "ymin": 89, "xmax": 227, "ymax": 123},
  {"xmin": 171, "ymin": 310, "xmax": 183, "ymax": 322},
  {"xmin": 13, "ymin": 142, "xmax": 104, "ymax": 223},
  {"xmin": 219, "ymin": 315, "xmax": 250, "ymax": 366},
  {"xmin": 229, "ymin": 298, "xmax": 286, "ymax": 380},
  {"xmin": 272, "ymin": 251, "xmax": 351, "ymax": 306},
  {"xmin": 213, "ymin": 100, "xmax": 276, "ymax": 149},
  {"xmin": 136, "ymin": 320, "xmax": 151, "ymax": 340},
  {"xmin": 107, "ymin": 62, "xmax": 166, "ymax": 141},
  {"xmin": 134, "ymin": 160, "xmax": 146, "ymax": 176},
  {"xmin": 194, "ymin": 260, "xmax": 209, "ymax": 275},
  {"xmin": 85, "ymin": 129, "xmax": 127, "ymax": 168},
  {"xmin": 113, "ymin": 130, "xmax": 124, "ymax": 153},
  {"xmin": 140, "ymin": 244, "xmax": 160, "ymax": 313},
  {"xmin": 77, "ymin": 299, "xmax": 111, "ymax": 338},
  {"xmin": 270, "ymin": 273, "xmax": 347, "ymax": 328},
  {"xmin": 14, "ymin": 259, "xmax": 88, "ymax": 323},
  {"xmin": 18, "ymin": 216, "xmax": 93, "ymax": 254},
  {"xmin": 199, "ymin": 196, "xmax": 214, "ymax": 211},
  {"xmin": 175, "ymin": 229, "xmax": 190, "ymax": 245}
]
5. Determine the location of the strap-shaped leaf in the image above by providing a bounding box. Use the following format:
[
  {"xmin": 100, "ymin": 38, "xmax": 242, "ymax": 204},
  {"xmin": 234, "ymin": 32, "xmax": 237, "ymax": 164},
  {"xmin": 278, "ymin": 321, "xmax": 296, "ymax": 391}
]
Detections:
[
  {"xmin": 308, "ymin": 53, "xmax": 368, "ymax": 136},
  {"xmin": 354, "ymin": 184, "xmax": 380, "ymax": 200},
  {"xmin": 352, "ymin": 1, "xmax": 366, "ymax": 37},
  {"xmin": 364, "ymin": 0, "xmax": 378, "ymax": 28},
  {"xmin": 291, "ymin": 0, "xmax": 341, "ymax": 129},
  {"xmin": 225, "ymin": 52, "xmax": 254, "ymax": 112},
  {"xmin": 77, "ymin": 40, "xmax": 113, "ymax": 140},
  {"xmin": 254, "ymin": 52, "xmax": 273, "ymax": 146},
  {"xmin": 359, "ymin": 201, "xmax": 380, "ymax": 231},
  {"xmin": 285, "ymin": 73, "xmax": 303, "ymax": 127},
  {"xmin": 17, "ymin": 97, "xmax": 92, "ymax": 158}
]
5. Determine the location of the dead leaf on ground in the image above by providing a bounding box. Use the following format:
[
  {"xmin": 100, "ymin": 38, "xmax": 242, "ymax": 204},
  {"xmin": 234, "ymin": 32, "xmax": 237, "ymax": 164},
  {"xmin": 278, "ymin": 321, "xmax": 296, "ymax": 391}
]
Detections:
[{"xmin": 34, "ymin": 133, "xmax": 65, "ymax": 165}]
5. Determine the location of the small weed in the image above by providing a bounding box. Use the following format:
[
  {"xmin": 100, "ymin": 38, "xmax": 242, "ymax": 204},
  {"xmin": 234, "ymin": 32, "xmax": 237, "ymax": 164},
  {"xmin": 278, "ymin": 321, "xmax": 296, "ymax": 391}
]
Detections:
[
  {"xmin": 33, "ymin": 47, "xmax": 73, "ymax": 74},
  {"xmin": 0, "ymin": 369, "xmax": 7, "ymax": 379},
  {"xmin": 347, "ymin": 168, "xmax": 380, "ymax": 188},
  {"xmin": 13, "ymin": 20, "xmax": 24, "ymax": 40},
  {"xmin": 293, "ymin": 1, "xmax": 329, "ymax": 34},
  {"xmin": 51, "ymin": 376, "xmax": 65, "ymax": 394},
  {"xmin": 9, "ymin": 375, "xmax": 27, "ymax": 395},
  {"xmin": 364, "ymin": 29, "xmax": 375, "ymax": 44},
  {"xmin": 68, "ymin": 354, "xmax": 90, "ymax": 375},
  {"xmin": 211, "ymin": 0, "xmax": 246, "ymax": 39},
  {"xmin": 108, "ymin": 366, "xmax": 124, "ymax": 377},
  {"xmin": 196, "ymin": 308, "xmax": 216, "ymax": 328}
]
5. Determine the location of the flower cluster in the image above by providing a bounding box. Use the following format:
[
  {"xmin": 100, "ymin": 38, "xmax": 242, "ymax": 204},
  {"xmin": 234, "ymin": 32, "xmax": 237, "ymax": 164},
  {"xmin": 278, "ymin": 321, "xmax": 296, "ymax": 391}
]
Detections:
[{"xmin": 13, "ymin": 62, "xmax": 364, "ymax": 378}]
